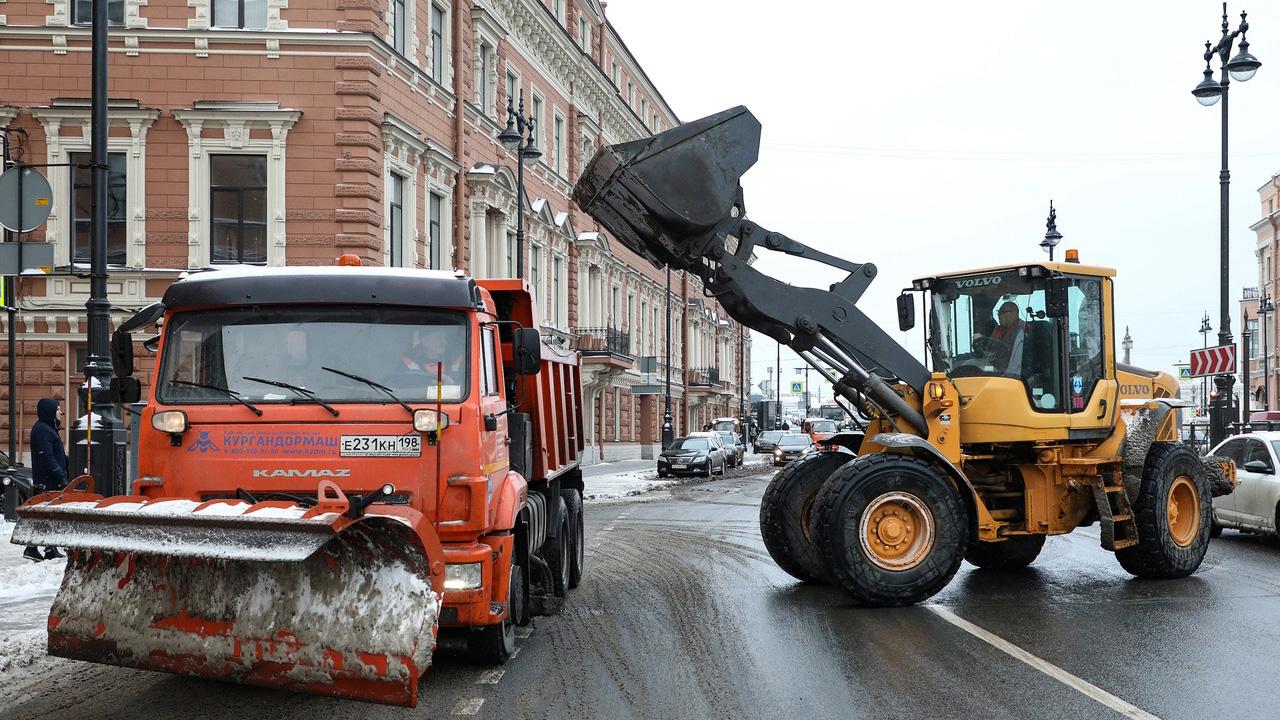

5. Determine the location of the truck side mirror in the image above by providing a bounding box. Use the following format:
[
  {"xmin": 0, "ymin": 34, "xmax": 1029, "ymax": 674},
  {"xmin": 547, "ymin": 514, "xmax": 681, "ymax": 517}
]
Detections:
[
  {"xmin": 896, "ymin": 293, "xmax": 915, "ymax": 332},
  {"xmin": 111, "ymin": 329, "xmax": 134, "ymax": 377},
  {"xmin": 513, "ymin": 328, "xmax": 541, "ymax": 375},
  {"xmin": 112, "ymin": 376, "xmax": 142, "ymax": 405}
]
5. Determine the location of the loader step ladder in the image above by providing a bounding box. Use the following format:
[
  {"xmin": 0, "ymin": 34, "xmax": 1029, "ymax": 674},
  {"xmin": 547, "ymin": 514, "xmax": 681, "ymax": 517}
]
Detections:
[{"xmin": 1090, "ymin": 473, "xmax": 1138, "ymax": 551}]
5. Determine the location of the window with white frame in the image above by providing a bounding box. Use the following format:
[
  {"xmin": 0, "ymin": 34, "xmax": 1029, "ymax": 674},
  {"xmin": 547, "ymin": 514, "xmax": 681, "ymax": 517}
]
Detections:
[
  {"xmin": 530, "ymin": 243, "xmax": 543, "ymax": 313},
  {"xmin": 627, "ymin": 82, "xmax": 634, "ymax": 107},
  {"xmin": 389, "ymin": 0, "xmax": 407, "ymax": 54},
  {"xmin": 611, "ymin": 62, "xmax": 620, "ymax": 87},
  {"xmin": 506, "ymin": 70, "xmax": 520, "ymax": 111},
  {"xmin": 428, "ymin": 192, "xmax": 445, "ymax": 269},
  {"xmin": 388, "ymin": 172, "xmax": 406, "ymax": 266},
  {"xmin": 640, "ymin": 299, "xmax": 647, "ymax": 353},
  {"xmin": 554, "ymin": 0, "xmax": 566, "ymax": 23},
  {"xmin": 429, "ymin": 3, "xmax": 449, "ymax": 84},
  {"xmin": 640, "ymin": 99, "xmax": 647, "ymax": 125},
  {"xmin": 611, "ymin": 286, "xmax": 620, "ymax": 326},
  {"xmin": 531, "ymin": 93, "xmax": 544, "ymax": 140},
  {"xmin": 73, "ymin": 0, "xmax": 124, "ymax": 25},
  {"xmin": 210, "ymin": 154, "xmax": 268, "ymax": 264},
  {"xmin": 213, "ymin": 0, "xmax": 266, "ymax": 29},
  {"xmin": 579, "ymin": 17, "xmax": 590, "ymax": 52},
  {"xmin": 505, "ymin": 231, "xmax": 516, "ymax": 278},
  {"xmin": 478, "ymin": 42, "xmax": 494, "ymax": 114},
  {"xmin": 553, "ymin": 255, "xmax": 564, "ymax": 326},
  {"xmin": 553, "ymin": 114, "xmax": 565, "ymax": 175},
  {"xmin": 69, "ymin": 152, "xmax": 127, "ymax": 265}
]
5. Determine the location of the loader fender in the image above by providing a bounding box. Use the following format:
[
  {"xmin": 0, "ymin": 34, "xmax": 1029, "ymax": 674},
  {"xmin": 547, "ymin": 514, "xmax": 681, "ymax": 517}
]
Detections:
[
  {"xmin": 491, "ymin": 470, "xmax": 529, "ymax": 533},
  {"xmin": 870, "ymin": 432, "xmax": 993, "ymax": 540},
  {"xmin": 823, "ymin": 431, "xmax": 865, "ymax": 455},
  {"xmin": 1120, "ymin": 398, "xmax": 1194, "ymax": 500}
]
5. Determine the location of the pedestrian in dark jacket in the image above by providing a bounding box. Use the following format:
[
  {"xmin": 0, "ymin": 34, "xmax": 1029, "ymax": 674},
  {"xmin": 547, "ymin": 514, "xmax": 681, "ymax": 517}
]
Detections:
[{"xmin": 25, "ymin": 398, "xmax": 67, "ymax": 562}]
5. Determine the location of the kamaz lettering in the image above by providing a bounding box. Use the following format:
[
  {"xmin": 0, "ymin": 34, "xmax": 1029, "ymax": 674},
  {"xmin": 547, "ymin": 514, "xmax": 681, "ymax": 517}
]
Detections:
[
  {"xmin": 954, "ymin": 276, "xmax": 1002, "ymax": 288},
  {"xmin": 251, "ymin": 468, "xmax": 352, "ymax": 478}
]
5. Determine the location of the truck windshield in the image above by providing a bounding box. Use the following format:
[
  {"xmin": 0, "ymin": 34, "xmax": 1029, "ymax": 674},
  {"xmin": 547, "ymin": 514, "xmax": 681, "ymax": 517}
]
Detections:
[
  {"xmin": 928, "ymin": 270, "xmax": 1105, "ymax": 413},
  {"xmin": 156, "ymin": 306, "xmax": 470, "ymax": 405}
]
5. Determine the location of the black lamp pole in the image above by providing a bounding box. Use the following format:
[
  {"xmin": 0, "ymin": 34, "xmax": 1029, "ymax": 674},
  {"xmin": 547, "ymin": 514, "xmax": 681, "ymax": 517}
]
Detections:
[
  {"xmin": 497, "ymin": 92, "xmax": 541, "ymax": 280},
  {"xmin": 662, "ymin": 267, "xmax": 673, "ymax": 447},
  {"xmin": 1192, "ymin": 3, "xmax": 1262, "ymax": 445}
]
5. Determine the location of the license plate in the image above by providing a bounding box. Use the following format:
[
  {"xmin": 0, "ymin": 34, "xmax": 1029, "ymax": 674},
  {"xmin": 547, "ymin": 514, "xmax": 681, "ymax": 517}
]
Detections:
[
  {"xmin": 671, "ymin": 464, "xmax": 687, "ymax": 470},
  {"xmin": 340, "ymin": 434, "xmax": 422, "ymax": 457}
]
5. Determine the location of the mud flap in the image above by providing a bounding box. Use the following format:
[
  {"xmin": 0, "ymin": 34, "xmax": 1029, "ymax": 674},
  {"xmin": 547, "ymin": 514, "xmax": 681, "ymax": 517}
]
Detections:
[{"xmin": 13, "ymin": 491, "xmax": 444, "ymax": 707}]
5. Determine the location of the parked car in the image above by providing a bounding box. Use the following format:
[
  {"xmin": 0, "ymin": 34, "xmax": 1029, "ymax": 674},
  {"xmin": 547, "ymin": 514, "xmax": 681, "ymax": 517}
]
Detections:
[
  {"xmin": 715, "ymin": 431, "xmax": 746, "ymax": 466},
  {"xmin": 658, "ymin": 436, "xmax": 727, "ymax": 478},
  {"xmin": 772, "ymin": 433, "xmax": 814, "ymax": 466},
  {"xmin": 0, "ymin": 449, "xmax": 35, "ymax": 500},
  {"xmin": 754, "ymin": 430, "xmax": 784, "ymax": 454},
  {"xmin": 1207, "ymin": 432, "xmax": 1280, "ymax": 537},
  {"xmin": 687, "ymin": 431, "xmax": 733, "ymax": 466}
]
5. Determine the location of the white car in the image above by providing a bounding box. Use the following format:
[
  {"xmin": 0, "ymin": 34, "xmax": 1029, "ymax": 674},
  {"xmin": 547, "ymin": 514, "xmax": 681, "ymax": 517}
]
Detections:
[{"xmin": 1207, "ymin": 432, "xmax": 1280, "ymax": 536}]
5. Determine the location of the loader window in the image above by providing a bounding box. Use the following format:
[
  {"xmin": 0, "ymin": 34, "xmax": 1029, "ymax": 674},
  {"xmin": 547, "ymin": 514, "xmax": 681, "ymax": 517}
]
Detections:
[
  {"xmin": 156, "ymin": 306, "xmax": 471, "ymax": 405},
  {"xmin": 1065, "ymin": 278, "xmax": 1105, "ymax": 413},
  {"xmin": 929, "ymin": 270, "xmax": 1065, "ymax": 412}
]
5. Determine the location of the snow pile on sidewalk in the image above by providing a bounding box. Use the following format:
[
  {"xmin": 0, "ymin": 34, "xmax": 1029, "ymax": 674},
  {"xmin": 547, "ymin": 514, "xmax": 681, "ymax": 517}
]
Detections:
[
  {"xmin": 0, "ymin": 520, "xmax": 65, "ymax": 673},
  {"xmin": 583, "ymin": 456, "xmax": 770, "ymax": 501}
]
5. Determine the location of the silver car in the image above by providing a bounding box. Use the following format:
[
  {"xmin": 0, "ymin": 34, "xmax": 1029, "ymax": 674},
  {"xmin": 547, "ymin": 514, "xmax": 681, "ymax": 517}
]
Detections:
[{"xmin": 1207, "ymin": 432, "xmax": 1280, "ymax": 536}]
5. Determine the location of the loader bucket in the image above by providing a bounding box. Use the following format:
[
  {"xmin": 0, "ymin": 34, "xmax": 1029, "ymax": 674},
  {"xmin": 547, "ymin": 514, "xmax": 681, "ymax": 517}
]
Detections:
[
  {"xmin": 572, "ymin": 105, "xmax": 760, "ymax": 270},
  {"xmin": 12, "ymin": 490, "xmax": 444, "ymax": 707}
]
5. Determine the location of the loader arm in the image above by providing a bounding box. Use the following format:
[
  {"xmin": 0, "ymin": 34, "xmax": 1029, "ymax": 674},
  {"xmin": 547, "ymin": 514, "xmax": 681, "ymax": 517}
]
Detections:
[{"xmin": 573, "ymin": 106, "xmax": 928, "ymax": 434}]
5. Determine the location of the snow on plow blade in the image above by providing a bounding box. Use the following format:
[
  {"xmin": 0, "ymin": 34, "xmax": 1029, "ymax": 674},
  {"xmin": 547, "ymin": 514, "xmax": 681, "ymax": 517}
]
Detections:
[{"xmin": 12, "ymin": 492, "xmax": 442, "ymax": 707}]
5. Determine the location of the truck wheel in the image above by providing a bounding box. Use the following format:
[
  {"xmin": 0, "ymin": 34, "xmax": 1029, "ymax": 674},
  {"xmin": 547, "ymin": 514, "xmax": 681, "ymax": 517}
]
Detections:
[
  {"xmin": 810, "ymin": 454, "xmax": 968, "ymax": 607},
  {"xmin": 965, "ymin": 536, "xmax": 1045, "ymax": 570},
  {"xmin": 560, "ymin": 489, "xmax": 585, "ymax": 588},
  {"xmin": 1116, "ymin": 442, "xmax": 1211, "ymax": 579},
  {"xmin": 469, "ymin": 563, "xmax": 519, "ymax": 664},
  {"xmin": 544, "ymin": 497, "xmax": 571, "ymax": 598},
  {"xmin": 760, "ymin": 452, "xmax": 852, "ymax": 584}
]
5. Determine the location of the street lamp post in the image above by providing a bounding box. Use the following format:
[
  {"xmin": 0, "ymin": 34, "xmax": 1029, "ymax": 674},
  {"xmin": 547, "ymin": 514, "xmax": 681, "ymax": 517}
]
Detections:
[
  {"xmin": 1260, "ymin": 290, "xmax": 1273, "ymax": 411},
  {"xmin": 1200, "ymin": 312, "xmax": 1213, "ymax": 414},
  {"xmin": 1191, "ymin": 3, "xmax": 1262, "ymax": 445},
  {"xmin": 497, "ymin": 92, "xmax": 542, "ymax": 280},
  {"xmin": 661, "ymin": 267, "xmax": 673, "ymax": 447}
]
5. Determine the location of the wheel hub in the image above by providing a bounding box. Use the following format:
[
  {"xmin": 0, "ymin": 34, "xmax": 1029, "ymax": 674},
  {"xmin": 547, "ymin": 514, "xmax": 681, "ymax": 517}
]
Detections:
[
  {"xmin": 1167, "ymin": 475, "xmax": 1200, "ymax": 548},
  {"xmin": 859, "ymin": 492, "xmax": 935, "ymax": 571}
]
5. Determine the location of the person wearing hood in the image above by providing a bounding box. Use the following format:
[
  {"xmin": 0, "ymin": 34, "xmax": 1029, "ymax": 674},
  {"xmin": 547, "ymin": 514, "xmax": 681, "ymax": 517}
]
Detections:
[{"xmin": 25, "ymin": 398, "xmax": 67, "ymax": 562}]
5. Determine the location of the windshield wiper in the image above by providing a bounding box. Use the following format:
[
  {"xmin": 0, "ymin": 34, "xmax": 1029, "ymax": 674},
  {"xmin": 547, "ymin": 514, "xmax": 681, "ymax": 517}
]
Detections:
[
  {"xmin": 320, "ymin": 366, "xmax": 414, "ymax": 417},
  {"xmin": 168, "ymin": 380, "xmax": 263, "ymax": 416},
  {"xmin": 242, "ymin": 376, "xmax": 339, "ymax": 417}
]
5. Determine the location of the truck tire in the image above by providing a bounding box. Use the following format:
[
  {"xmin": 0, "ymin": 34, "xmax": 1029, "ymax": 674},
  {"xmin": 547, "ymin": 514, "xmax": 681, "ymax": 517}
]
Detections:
[
  {"xmin": 560, "ymin": 488, "xmax": 585, "ymax": 588},
  {"xmin": 1116, "ymin": 442, "xmax": 1212, "ymax": 579},
  {"xmin": 469, "ymin": 563, "xmax": 519, "ymax": 664},
  {"xmin": 543, "ymin": 497, "xmax": 571, "ymax": 598},
  {"xmin": 810, "ymin": 453, "xmax": 968, "ymax": 607},
  {"xmin": 759, "ymin": 452, "xmax": 851, "ymax": 584},
  {"xmin": 964, "ymin": 536, "xmax": 1045, "ymax": 570}
]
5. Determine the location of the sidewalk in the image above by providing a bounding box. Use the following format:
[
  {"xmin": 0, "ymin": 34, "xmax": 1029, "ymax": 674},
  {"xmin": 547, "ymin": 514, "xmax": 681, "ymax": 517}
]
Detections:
[
  {"xmin": 581, "ymin": 455, "xmax": 769, "ymax": 501},
  {"xmin": 0, "ymin": 521, "xmax": 64, "ymax": 673}
]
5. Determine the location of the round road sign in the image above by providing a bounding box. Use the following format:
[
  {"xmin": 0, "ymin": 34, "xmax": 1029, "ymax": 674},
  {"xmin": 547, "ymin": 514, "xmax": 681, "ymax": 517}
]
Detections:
[{"xmin": 0, "ymin": 166, "xmax": 53, "ymax": 233}]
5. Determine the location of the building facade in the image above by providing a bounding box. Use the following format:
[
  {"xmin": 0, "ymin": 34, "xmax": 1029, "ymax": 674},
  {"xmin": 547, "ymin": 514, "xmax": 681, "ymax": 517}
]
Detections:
[
  {"xmin": 1248, "ymin": 175, "xmax": 1280, "ymax": 413},
  {"xmin": 0, "ymin": 0, "xmax": 750, "ymax": 464}
]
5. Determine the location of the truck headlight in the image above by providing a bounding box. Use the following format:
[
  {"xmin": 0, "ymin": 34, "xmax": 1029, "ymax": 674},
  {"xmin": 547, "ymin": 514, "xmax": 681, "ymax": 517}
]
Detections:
[
  {"xmin": 151, "ymin": 410, "xmax": 188, "ymax": 434},
  {"xmin": 444, "ymin": 562, "xmax": 483, "ymax": 590},
  {"xmin": 414, "ymin": 409, "xmax": 451, "ymax": 432}
]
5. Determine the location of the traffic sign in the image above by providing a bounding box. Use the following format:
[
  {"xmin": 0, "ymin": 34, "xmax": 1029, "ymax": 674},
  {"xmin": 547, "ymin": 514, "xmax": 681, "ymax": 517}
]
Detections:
[
  {"xmin": 1175, "ymin": 364, "xmax": 1192, "ymax": 381},
  {"xmin": 0, "ymin": 166, "xmax": 52, "ymax": 232},
  {"xmin": 789, "ymin": 381, "xmax": 804, "ymax": 394},
  {"xmin": 1189, "ymin": 344, "xmax": 1235, "ymax": 377}
]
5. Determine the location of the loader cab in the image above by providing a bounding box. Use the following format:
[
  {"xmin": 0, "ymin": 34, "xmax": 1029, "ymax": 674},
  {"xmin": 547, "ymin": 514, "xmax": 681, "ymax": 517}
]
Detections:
[{"xmin": 916, "ymin": 261, "xmax": 1118, "ymax": 442}]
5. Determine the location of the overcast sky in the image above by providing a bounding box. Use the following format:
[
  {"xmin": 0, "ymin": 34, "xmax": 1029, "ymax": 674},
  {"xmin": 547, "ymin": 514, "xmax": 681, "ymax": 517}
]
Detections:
[{"xmin": 606, "ymin": 0, "xmax": 1280, "ymax": 400}]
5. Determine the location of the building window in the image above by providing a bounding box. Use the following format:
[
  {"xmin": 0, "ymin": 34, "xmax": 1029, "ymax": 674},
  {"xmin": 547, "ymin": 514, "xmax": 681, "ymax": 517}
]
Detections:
[
  {"xmin": 69, "ymin": 152, "xmax": 127, "ymax": 265},
  {"xmin": 627, "ymin": 82, "xmax": 634, "ymax": 107},
  {"xmin": 389, "ymin": 173, "xmax": 405, "ymax": 267},
  {"xmin": 430, "ymin": 4, "xmax": 447, "ymax": 81},
  {"xmin": 478, "ymin": 42, "xmax": 495, "ymax": 116},
  {"xmin": 210, "ymin": 154, "xmax": 268, "ymax": 264},
  {"xmin": 553, "ymin": 256, "xmax": 564, "ymax": 326},
  {"xmin": 554, "ymin": 114, "xmax": 565, "ymax": 175},
  {"xmin": 73, "ymin": 0, "xmax": 124, "ymax": 25},
  {"xmin": 530, "ymin": 243, "xmax": 542, "ymax": 310},
  {"xmin": 531, "ymin": 93, "xmax": 544, "ymax": 138},
  {"xmin": 611, "ymin": 286, "xmax": 620, "ymax": 324},
  {"xmin": 611, "ymin": 62, "xmax": 620, "ymax": 87},
  {"xmin": 579, "ymin": 17, "xmax": 590, "ymax": 52},
  {"xmin": 212, "ymin": 0, "xmax": 266, "ymax": 29},
  {"xmin": 505, "ymin": 232, "xmax": 515, "ymax": 277},
  {"xmin": 429, "ymin": 192, "xmax": 444, "ymax": 269},
  {"xmin": 554, "ymin": 0, "xmax": 566, "ymax": 23},
  {"xmin": 507, "ymin": 71, "xmax": 520, "ymax": 109},
  {"xmin": 640, "ymin": 99, "xmax": 647, "ymax": 124},
  {"xmin": 389, "ymin": 0, "xmax": 407, "ymax": 54}
]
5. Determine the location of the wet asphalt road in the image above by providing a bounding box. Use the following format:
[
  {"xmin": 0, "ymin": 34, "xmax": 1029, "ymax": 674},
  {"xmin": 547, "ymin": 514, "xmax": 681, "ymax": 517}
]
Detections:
[{"xmin": 3, "ymin": 467, "xmax": 1280, "ymax": 720}]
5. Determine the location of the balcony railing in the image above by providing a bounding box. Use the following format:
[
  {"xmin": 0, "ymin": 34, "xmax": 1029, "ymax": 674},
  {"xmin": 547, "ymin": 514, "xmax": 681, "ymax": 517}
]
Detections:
[
  {"xmin": 572, "ymin": 326, "xmax": 631, "ymax": 356},
  {"xmin": 687, "ymin": 367, "xmax": 720, "ymax": 386}
]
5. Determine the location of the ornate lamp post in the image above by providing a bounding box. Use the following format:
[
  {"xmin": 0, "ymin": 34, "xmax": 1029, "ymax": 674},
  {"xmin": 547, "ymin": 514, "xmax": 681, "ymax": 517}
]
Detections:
[
  {"xmin": 662, "ymin": 267, "xmax": 673, "ymax": 447},
  {"xmin": 1260, "ymin": 290, "xmax": 1273, "ymax": 410},
  {"xmin": 1191, "ymin": 3, "xmax": 1262, "ymax": 444},
  {"xmin": 497, "ymin": 92, "xmax": 542, "ymax": 280},
  {"xmin": 1040, "ymin": 200, "xmax": 1062, "ymax": 261},
  {"xmin": 1200, "ymin": 312, "xmax": 1213, "ymax": 414}
]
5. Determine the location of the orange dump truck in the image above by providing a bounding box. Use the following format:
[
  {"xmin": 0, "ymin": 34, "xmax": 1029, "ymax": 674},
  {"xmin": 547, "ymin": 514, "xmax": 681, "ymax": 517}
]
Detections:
[{"xmin": 11, "ymin": 265, "xmax": 585, "ymax": 707}]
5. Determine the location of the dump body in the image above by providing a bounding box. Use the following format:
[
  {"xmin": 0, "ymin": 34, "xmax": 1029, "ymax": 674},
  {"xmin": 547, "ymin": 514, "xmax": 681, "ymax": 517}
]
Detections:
[{"xmin": 12, "ymin": 266, "xmax": 584, "ymax": 706}]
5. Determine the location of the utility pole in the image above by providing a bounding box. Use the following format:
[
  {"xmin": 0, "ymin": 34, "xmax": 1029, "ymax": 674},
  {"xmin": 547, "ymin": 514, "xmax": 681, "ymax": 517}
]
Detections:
[
  {"xmin": 795, "ymin": 365, "xmax": 812, "ymax": 417},
  {"xmin": 775, "ymin": 340, "xmax": 781, "ymax": 428}
]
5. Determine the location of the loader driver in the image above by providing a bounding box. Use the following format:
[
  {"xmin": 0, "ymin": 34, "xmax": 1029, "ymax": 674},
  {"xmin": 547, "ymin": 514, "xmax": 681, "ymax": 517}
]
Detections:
[{"xmin": 984, "ymin": 300, "xmax": 1027, "ymax": 376}]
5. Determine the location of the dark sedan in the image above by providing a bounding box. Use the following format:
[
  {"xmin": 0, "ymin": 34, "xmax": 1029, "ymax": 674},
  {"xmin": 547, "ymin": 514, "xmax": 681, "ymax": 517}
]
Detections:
[
  {"xmin": 0, "ymin": 449, "xmax": 35, "ymax": 498},
  {"xmin": 658, "ymin": 437, "xmax": 727, "ymax": 478},
  {"xmin": 772, "ymin": 433, "xmax": 814, "ymax": 466},
  {"xmin": 754, "ymin": 430, "xmax": 784, "ymax": 454}
]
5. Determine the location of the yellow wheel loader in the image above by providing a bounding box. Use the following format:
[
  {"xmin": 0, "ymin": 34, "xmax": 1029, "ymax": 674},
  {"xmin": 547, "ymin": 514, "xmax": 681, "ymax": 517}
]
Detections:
[{"xmin": 573, "ymin": 106, "xmax": 1236, "ymax": 606}]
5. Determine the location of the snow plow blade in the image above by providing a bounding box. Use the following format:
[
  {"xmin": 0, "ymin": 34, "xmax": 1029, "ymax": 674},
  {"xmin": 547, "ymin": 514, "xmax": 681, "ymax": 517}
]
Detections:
[{"xmin": 12, "ymin": 488, "xmax": 444, "ymax": 707}]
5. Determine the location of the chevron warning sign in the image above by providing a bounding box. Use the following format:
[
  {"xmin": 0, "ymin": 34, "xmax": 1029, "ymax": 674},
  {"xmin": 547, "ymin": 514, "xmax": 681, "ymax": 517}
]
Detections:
[{"xmin": 1189, "ymin": 344, "xmax": 1236, "ymax": 378}]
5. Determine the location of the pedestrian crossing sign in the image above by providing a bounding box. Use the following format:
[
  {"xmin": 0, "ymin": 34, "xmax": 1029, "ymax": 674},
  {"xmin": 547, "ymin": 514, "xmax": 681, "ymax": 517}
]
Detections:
[
  {"xmin": 790, "ymin": 381, "xmax": 804, "ymax": 394},
  {"xmin": 1175, "ymin": 364, "xmax": 1191, "ymax": 381}
]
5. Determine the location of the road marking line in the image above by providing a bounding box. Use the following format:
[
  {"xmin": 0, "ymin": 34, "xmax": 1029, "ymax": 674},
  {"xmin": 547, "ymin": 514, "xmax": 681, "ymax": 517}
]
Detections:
[
  {"xmin": 928, "ymin": 606, "xmax": 1160, "ymax": 720},
  {"xmin": 476, "ymin": 667, "xmax": 505, "ymax": 685},
  {"xmin": 510, "ymin": 646, "xmax": 521, "ymax": 658},
  {"xmin": 452, "ymin": 698, "xmax": 485, "ymax": 716}
]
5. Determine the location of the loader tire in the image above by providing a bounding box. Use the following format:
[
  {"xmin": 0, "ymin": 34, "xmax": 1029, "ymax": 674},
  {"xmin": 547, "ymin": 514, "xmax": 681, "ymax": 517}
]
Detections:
[
  {"xmin": 544, "ymin": 497, "xmax": 571, "ymax": 599},
  {"xmin": 469, "ymin": 563, "xmax": 519, "ymax": 664},
  {"xmin": 561, "ymin": 488, "xmax": 585, "ymax": 589},
  {"xmin": 759, "ymin": 452, "xmax": 852, "ymax": 584},
  {"xmin": 811, "ymin": 453, "xmax": 968, "ymax": 607},
  {"xmin": 1116, "ymin": 442, "xmax": 1211, "ymax": 579},
  {"xmin": 964, "ymin": 536, "xmax": 1045, "ymax": 570}
]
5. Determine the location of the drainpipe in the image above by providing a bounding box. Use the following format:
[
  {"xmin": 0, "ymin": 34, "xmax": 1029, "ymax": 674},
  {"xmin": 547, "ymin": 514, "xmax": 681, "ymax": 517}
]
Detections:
[{"xmin": 451, "ymin": 0, "xmax": 466, "ymax": 270}]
